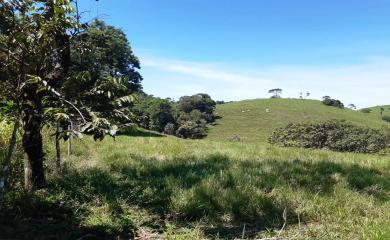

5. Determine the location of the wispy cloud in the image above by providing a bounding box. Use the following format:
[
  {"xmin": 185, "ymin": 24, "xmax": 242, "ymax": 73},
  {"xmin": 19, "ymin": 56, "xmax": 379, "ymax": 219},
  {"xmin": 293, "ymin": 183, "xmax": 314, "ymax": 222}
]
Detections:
[
  {"xmin": 139, "ymin": 55, "xmax": 390, "ymax": 108},
  {"xmin": 142, "ymin": 57, "xmax": 272, "ymax": 85}
]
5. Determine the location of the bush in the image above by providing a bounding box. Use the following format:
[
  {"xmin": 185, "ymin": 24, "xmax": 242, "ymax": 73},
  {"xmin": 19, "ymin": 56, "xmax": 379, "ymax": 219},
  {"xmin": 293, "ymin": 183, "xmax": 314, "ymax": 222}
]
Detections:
[
  {"xmin": 322, "ymin": 96, "xmax": 344, "ymax": 108},
  {"xmin": 382, "ymin": 116, "xmax": 390, "ymax": 123},
  {"xmin": 360, "ymin": 108, "xmax": 372, "ymax": 113},
  {"xmin": 269, "ymin": 120, "xmax": 390, "ymax": 153},
  {"xmin": 176, "ymin": 121, "xmax": 206, "ymax": 139},
  {"xmin": 163, "ymin": 123, "xmax": 176, "ymax": 135}
]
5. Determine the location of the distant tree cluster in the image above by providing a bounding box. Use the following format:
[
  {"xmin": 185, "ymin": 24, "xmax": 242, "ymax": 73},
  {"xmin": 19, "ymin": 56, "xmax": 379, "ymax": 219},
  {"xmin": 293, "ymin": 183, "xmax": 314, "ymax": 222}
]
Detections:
[
  {"xmin": 132, "ymin": 93, "xmax": 217, "ymax": 139},
  {"xmin": 322, "ymin": 96, "xmax": 344, "ymax": 108}
]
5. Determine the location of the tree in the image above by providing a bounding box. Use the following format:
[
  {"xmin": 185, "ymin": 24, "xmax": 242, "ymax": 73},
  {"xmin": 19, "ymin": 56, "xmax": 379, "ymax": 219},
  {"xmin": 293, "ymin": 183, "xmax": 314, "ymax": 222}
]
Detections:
[
  {"xmin": 177, "ymin": 93, "xmax": 216, "ymax": 122},
  {"xmin": 0, "ymin": 1, "xmax": 141, "ymax": 190},
  {"xmin": 380, "ymin": 107, "xmax": 384, "ymax": 116},
  {"xmin": 268, "ymin": 88, "xmax": 282, "ymax": 98},
  {"xmin": 63, "ymin": 19, "xmax": 142, "ymax": 140},
  {"xmin": 133, "ymin": 95, "xmax": 174, "ymax": 132},
  {"xmin": 0, "ymin": 0, "xmax": 78, "ymax": 189},
  {"xmin": 348, "ymin": 104, "xmax": 356, "ymax": 110}
]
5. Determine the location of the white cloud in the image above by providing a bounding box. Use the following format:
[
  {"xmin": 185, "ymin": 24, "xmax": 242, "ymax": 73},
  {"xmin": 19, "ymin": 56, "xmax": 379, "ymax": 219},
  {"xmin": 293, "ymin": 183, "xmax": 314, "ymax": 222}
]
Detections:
[{"xmin": 139, "ymin": 55, "xmax": 390, "ymax": 108}]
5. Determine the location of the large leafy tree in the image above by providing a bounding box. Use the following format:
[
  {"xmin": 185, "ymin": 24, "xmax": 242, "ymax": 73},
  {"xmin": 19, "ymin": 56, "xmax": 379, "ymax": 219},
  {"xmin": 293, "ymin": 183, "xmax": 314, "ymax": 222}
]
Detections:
[
  {"xmin": 64, "ymin": 20, "xmax": 142, "ymax": 129},
  {"xmin": 0, "ymin": 1, "xmax": 142, "ymax": 190}
]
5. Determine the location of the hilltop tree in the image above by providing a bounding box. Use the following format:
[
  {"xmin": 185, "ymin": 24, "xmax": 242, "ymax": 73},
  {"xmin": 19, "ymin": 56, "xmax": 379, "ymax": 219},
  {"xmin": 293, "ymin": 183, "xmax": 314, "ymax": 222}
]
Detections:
[
  {"xmin": 348, "ymin": 104, "xmax": 356, "ymax": 110},
  {"xmin": 268, "ymin": 88, "xmax": 282, "ymax": 98}
]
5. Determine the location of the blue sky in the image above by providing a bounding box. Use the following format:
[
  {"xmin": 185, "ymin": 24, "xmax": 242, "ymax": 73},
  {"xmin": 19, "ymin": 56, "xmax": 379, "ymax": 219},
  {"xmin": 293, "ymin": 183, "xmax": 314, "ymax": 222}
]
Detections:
[{"xmin": 78, "ymin": 0, "xmax": 390, "ymax": 108}]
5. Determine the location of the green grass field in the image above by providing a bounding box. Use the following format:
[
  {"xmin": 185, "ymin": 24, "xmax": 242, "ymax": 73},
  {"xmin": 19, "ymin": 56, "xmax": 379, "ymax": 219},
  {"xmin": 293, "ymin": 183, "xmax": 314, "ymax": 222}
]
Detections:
[
  {"xmin": 1, "ymin": 99, "xmax": 389, "ymax": 239},
  {"xmin": 1, "ymin": 134, "xmax": 389, "ymax": 239},
  {"xmin": 206, "ymin": 99, "xmax": 389, "ymax": 143}
]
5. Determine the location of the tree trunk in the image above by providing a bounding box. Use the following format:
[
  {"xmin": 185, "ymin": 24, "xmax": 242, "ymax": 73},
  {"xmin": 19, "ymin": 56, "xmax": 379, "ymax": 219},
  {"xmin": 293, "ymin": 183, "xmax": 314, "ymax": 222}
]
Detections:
[
  {"xmin": 0, "ymin": 120, "xmax": 19, "ymax": 200},
  {"xmin": 55, "ymin": 123, "xmax": 61, "ymax": 170},
  {"xmin": 23, "ymin": 113, "xmax": 45, "ymax": 191},
  {"xmin": 67, "ymin": 124, "xmax": 72, "ymax": 157}
]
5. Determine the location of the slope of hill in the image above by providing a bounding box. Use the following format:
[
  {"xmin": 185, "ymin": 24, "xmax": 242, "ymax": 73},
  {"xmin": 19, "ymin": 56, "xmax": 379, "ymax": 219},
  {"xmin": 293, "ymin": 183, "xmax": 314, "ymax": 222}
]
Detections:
[
  {"xmin": 366, "ymin": 105, "xmax": 390, "ymax": 117},
  {"xmin": 206, "ymin": 98, "xmax": 389, "ymax": 143}
]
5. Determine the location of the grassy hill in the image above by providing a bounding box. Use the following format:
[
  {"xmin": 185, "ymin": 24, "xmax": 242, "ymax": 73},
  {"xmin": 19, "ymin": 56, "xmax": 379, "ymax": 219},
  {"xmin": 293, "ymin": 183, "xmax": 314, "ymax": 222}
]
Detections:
[
  {"xmin": 206, "ymin": 98, "xmax": 389, "ymax": 143},
  {"xmin": 366, "ymin": 105, "xmax": 390, "ymax": 117}
]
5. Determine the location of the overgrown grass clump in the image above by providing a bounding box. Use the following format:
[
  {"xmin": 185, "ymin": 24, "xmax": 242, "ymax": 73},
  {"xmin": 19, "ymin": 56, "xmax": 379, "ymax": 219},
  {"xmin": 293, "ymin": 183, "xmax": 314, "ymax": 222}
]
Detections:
[
  {"xmin": 269, "ymin": 120, "xmax": 390, "ymax": 153},
  {"xmin": 1, "ymin": 135, "xmax": 389, "ymax": 239}
]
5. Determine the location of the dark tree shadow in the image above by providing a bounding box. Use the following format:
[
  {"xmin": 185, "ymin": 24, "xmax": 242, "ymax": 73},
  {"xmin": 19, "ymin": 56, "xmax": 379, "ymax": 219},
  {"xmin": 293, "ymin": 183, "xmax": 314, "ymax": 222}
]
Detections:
[
  {"xmin": 239, "ymin": 159, "xmax": 389, "ymax": 201},
  {"xmin": 117, "ymin": 127, "xmax": 165, "ymax": 137}
]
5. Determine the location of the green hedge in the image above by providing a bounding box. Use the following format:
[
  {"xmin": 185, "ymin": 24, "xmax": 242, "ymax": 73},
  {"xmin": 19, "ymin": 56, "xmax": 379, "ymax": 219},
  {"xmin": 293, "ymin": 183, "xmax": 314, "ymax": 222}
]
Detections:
[{"xmin": 269, "ymin": 120, "xmax": 390, "ymax": 153}]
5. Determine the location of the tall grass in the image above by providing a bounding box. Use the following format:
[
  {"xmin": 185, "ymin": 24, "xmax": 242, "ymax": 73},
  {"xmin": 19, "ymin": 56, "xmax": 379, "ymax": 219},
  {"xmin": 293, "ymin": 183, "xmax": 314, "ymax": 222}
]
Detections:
[{"xmin": 2, "ymin": 135, "xmax": 388, "ymax": 239}]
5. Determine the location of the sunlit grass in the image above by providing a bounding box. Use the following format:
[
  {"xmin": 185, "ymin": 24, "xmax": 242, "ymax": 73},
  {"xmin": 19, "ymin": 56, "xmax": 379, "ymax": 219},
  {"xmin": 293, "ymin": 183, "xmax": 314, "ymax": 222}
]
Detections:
[{"xmin": 207, "ymin": 99, "xmax": 389, "ymax": 143}]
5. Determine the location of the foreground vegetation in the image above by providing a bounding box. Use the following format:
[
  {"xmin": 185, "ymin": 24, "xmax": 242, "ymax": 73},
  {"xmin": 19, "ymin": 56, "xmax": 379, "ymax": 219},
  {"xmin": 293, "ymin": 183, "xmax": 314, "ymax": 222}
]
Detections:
[{"xmin": 1, "ymin": 131, "xmax": 389, "ymax": 239}]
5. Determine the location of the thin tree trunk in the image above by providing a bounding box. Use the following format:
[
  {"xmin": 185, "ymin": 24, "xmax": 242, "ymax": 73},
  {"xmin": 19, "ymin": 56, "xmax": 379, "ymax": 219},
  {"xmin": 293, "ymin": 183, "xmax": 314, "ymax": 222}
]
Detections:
[
  {"xmin": 67, "ymin": 124, "xmax": 72, "ymax": 157},
  {"xmin": 23, "ymin": 113, "xmax": 45, "ymax": 191},
  {"xmin": 0, "ymin": 120, "xmax": 20, "ymax": 200},
  {"xmin": 55, "ymin": 123, "xmax": 61, "ymax": 170}
]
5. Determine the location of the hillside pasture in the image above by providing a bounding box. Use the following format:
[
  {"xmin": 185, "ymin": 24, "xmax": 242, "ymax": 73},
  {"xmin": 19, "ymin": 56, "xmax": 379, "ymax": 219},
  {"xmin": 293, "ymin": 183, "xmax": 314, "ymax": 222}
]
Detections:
[{"xmin": 207, "ymin": 99, "xmax": 389, "ymax": 143}]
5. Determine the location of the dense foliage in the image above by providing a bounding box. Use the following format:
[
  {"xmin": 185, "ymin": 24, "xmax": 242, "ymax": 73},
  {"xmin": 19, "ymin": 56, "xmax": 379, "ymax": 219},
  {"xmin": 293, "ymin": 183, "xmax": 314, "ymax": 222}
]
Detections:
[
  {"xmin": 269, "ymin": 120, "xmax": 390, "ymax": 153},
  {"xmin": 322, "ymin": 96, "xmax": 344, "ymax": 108},
  {"xmin": 132, "ymin": 93, "xmax": 216, "ymax": 139},
  {"xmin": 0, "ymin": 1, "xmax": 142, "ymax": 190}
]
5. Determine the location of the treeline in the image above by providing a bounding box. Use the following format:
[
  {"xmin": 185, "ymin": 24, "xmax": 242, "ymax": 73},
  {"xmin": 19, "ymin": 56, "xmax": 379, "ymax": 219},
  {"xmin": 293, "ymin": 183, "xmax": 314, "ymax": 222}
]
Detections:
[{"xmin": 132, "ymin": 93, "xmax": 216, "ymax": 139}]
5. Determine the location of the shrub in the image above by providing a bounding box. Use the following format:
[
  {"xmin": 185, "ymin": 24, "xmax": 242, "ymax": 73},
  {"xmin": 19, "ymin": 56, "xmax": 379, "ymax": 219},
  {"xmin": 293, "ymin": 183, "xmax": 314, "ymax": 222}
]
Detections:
[
  {"xmin": 382, "ymin": 116, "xmax": 390, "ymax": 123},
  {"xmin": 360, "ymin": 108, "xmax": 372, "ymax": 113},
  {"xmin": 163, "ymin": 123, "xmax": 176, "ymax": 135},
  {"xmin": 269, "ymin": 120, "xmax": 390, "ymax": 153},
  {"xmin": 322, "ymin": 96, "xmax": 344, "ymax": 108},
  {"xmin": 176, "ymin": 121, "xmax": 206, "ymax": 139}
]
